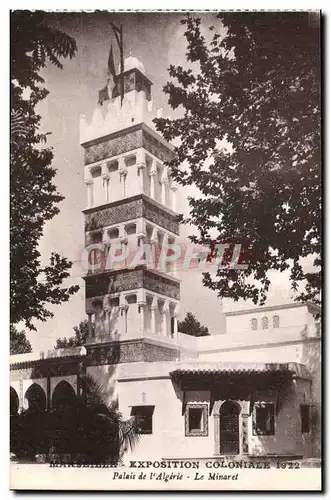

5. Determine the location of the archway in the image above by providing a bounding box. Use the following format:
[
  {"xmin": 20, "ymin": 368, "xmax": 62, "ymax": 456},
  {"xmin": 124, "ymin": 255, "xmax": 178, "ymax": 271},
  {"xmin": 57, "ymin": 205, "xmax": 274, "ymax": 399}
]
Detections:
[
  {"xmin": 219, "ymin": 400, "xmax": 241, "ymax": 455},
  {"xmin": 10, "ymin": 387, "xmax": 19, "ymax": 415},
  {"xmin": 52, "ymin": 380, "xmax": 76, "ymax": 410},
  {"xmin": 24, "ymin": 383, "xmax": 46, "ymax": 412}
]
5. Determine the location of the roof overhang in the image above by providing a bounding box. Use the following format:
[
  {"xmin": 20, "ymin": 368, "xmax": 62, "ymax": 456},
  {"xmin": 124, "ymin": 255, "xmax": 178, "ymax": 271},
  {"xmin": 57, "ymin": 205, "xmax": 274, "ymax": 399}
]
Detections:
[{"xmin": 170, "ymin": 362, "xmax": 310, "ymax": 381}]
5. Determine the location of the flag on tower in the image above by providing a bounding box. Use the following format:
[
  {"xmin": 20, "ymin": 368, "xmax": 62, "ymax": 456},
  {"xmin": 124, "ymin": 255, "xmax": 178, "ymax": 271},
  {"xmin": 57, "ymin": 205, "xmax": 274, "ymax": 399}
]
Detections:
[
  {"xmin": 108, "ymin": 45, "xmax": 116, "ymax": 78},
  {"xmin": 98, "ymin": 85, "xmax": 110, "ymax": 106},
  {"xmin": 97, "ymin": 24, "xmax": 124, "ymax": 106}
]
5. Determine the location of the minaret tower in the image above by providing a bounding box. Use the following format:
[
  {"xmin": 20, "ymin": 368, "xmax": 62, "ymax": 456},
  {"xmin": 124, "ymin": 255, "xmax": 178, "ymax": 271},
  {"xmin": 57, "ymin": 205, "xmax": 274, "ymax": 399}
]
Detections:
[{"xmin": 80, "ymin": 56, "xmax": 181, "ymax": 364}]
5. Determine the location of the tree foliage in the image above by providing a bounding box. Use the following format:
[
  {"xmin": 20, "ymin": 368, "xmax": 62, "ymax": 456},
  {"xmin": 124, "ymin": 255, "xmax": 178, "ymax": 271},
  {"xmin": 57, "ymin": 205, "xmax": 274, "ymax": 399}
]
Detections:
[
  {"xmin": 54, "ymin": 320, "xmax": 94, "ymax": 348},
  {"xmin": 11, "ymin": 11, "xmax": 79, "ymax": 331},
  {"xmin": 10, "ymin": 325, "xmax": 32, "ymax": 355},
  {"xmin": 178, "ymin": 311, "xmax": 210, "ymax": 337},
  {"xmin": 155, "ymin": 12, "xmax": 321, "ymax": 306}
]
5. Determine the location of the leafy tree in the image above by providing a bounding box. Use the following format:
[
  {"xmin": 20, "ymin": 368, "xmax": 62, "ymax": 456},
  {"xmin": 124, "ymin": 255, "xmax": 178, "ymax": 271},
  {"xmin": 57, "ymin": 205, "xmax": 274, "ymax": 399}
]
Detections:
[
  {"xmin": 11, "ymin": 11, "xmax": 79, "ymax": 331},
  {"xmin": 54, "ymin": 320, "xmax": 94, "ymax": 348},
  {"xmin": 178, "ymin": 312, "xmax": 210, "ymax": 337},
  {"xmin": 10, "ymin": 325, "xmax": 32, "ymax": 355},
  {"xmin": 155, "ymin": 12, "xmax": 321, "ymax": 306}
]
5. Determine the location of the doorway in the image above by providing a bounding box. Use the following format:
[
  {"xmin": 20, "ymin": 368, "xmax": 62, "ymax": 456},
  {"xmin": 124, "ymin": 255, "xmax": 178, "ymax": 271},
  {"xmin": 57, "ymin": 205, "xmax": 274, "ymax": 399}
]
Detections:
[{"xmin": 219, "ymin": 400, "xmax": 241, "ymax": 455}]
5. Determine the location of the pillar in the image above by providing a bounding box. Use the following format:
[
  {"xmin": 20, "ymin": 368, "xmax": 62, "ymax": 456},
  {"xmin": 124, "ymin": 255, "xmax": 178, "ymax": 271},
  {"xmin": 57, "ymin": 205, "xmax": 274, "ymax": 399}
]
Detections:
[
  {"xmin": 117, "ymin": 225, "xmax": 127, "ymax": 266},
  {"xmin": 104, "ymin": 307, "xmax": 112, "ymax": 336},
  {"xmin": 137, "ymin": 219, "xmax": 146, "ymax": 245},
  {"xmin": 19, "ymin": 379, "xmax": 24, "ymax": 413},
  {"xmin": 136, "ymin": 149, "xmax": 146, "ymax": 194},
  {"xmin": 171, "ymin": 184, "xmax": 178, "ymax": 212},
  {"xmin": 138, "ymin": 302, "xmax": 146, "ymax": 333},
  {"xmin": 162, "ymin": 301, "xmax": 169, "ymax": 336},
  {"xmin": 46, "ymin": 376, "xmax": 51, "ymax": 411},
  {"xmin": 173, "ymin": 312, "xmax": 179, "ymax": 338},
  {"xmin": 101, "ymin": 163, "xmax": 110, "ymax": 202},
  {"xmin": 120, "ymin": 304, "xmax": 128, "ymax": 333},
  {"xmin": 84, "ymin": 179, "xmax": 93, "ymax": 208},
  {"xmin": 159, "ymin": 233, "xmax": 169, "ymax": 273},
  {"xmin": 150, "ymin": 298, "xmax": 158, "ymax": 334},
  {"xmin": 161, "ymin": 167, "xmax": 168, "ymax": 205},
  {"xmin": 119, "ymin": 156, "xmax": 127, "ymax": 198},
  {"xmin": 241, "ymin": 413, "xmax": 249, "ymax": 454},
  {"xmin": 150, "ymin": 227, "xmax": 158, "ymax": 269},
  {"xmin": 87, "ymin": 313, "xmax": 94, "ymax": 340},
  {"xmin": 149, "ymin": 161, "xmax": 157, "ymax": 199}
]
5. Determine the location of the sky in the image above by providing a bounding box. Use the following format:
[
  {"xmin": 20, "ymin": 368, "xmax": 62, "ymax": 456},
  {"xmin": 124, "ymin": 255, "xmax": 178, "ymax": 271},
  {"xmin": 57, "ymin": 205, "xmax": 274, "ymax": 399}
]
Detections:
[{"xmin": 26, "ymin": 11, "xmax": 300, "ymax": 352}]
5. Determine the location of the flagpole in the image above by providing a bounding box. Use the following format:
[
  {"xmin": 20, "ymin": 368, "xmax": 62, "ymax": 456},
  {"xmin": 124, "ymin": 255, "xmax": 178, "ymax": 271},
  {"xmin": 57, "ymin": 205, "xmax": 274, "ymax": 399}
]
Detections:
[
  {"xmin": 111, "ymin": 22, "xmax": 124, "ymax": 107},
  {"xmin": 119, "ymin": 25, "xmax": 124, "ymax": 106}
]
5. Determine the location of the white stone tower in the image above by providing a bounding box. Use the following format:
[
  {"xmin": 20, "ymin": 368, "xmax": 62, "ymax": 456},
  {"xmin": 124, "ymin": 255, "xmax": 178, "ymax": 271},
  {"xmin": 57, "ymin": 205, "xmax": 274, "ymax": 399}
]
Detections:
[{"xmin": 80, "ymin": 56, "xmax": 181, "ymax": 364}]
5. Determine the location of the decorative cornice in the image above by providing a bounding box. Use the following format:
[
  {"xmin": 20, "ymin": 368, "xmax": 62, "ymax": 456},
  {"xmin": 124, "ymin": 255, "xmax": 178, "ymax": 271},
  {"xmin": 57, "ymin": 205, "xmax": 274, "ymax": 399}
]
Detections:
[
  {"xmin": 82, "ymin": 123, "xmax": 174, "ymax": 166},
  {"xmin": 85, "ymin": 339, "xmax": 180, "ymax": 365},
  {"xmin": 84, "ymin": 266, "xmax": 180, "ymax": 301},
  {"xmin": 83, "ymin": 194, "xmax": 179, "ymax": 235}
]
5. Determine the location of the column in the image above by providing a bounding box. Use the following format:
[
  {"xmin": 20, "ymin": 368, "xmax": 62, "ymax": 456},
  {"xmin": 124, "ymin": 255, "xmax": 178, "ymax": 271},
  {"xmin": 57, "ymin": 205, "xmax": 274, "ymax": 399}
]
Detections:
[
  {"xmin": 136, "ymin": 149, "xmax": 146, "ymax": 194},
  {"xmin": 137, "ymin": 219, "xmax": 146, "ymax": 245},
  {"xmin": 151, "ymin": 300, "xmax": 158, "ymax": 334},
  {"xmin": 162, "ymin": 301, "xmax": 169, "ymax": 336},
  {"xmin": 102, "ymin": 296, "xmax": 110, "ymax": 336},
  {"xmin": 19, "ymin": 379, "xmax": 24, "ymax": 413},
  {"xmin": 159, "ymin": 233, "xmax": 169, "ymax": 273},
  {"xmin": 149, "ymin": 160, "xmax": 157, "ymax": 199},
  {"xmin": 120, "ymin": 302, "xmax": 128, "ymax": 333},
  {"xmin": 84, "ymin": 179, "xmax": 93, "ymax": 208},
  {"xmin": 87, "ymin": 313, "xmax": 94, "ymax": 340},
  {"xmin": 161, "ymin": 167, "xmax": 168, "ymax": 206},
  {"xmin": 46, "ymin": 376, "xmax": 51, "ymax": 411},
  {"xmin": 102, "ymin": 229, "xmax": 109, "ymax": 271},
  {"xmin": 119, "ymin": 156, "xmax": 127, "ymax": 198},
  {"xmin": 104, "ymin": 307, "xmax": 112, "ymax": 336},
  {"xmin": 138, "ymin": 302, "xmax": 146, "ymax": 333},
  {"xmin": 102, "ymin": 228, "xmax": 109, "ymax": 244},
  {"xmin": 171, "ymin": 184, "xmax": 178, "ymax": 212},
  {"xmin": 173, "ymin": 312, "xmax": 179, "ymax": 338},
  {"xmin": 150, "ymin": 227, "xmax": 158, "ymax": 270},
  {"xmin": 241, "ymin": 414, "xmax": 249, "ymax": 454},
  {"xmin": 118, "ymin": 225, "xmax": 128, "ymax": 267},
  {"xmin": 101, "ymin": 163, "xmax": 110, "ymax": 202}
]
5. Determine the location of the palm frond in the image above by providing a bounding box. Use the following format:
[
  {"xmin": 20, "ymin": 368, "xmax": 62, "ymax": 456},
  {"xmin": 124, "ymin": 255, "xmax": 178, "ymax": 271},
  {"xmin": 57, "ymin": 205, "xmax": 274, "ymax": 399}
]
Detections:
[{"xmin": 119, "ymin": 416, "xmax": 140, "ymax": 452}]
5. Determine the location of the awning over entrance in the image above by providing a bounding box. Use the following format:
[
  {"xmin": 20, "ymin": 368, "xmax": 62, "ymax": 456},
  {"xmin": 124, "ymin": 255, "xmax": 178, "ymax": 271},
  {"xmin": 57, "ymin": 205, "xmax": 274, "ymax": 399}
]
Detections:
[
  {"xmin": 169, "ymin": 362, "xmax": 311, "ymax": 416},
  {"xmin": 170, "ymin": 362, "xmax": 310, "ymax": 379}
]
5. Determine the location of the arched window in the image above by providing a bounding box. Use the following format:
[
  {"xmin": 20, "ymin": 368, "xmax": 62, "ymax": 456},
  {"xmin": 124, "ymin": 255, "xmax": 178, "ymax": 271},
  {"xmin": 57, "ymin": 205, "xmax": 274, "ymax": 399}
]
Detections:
[
  {"xmin": 125, "ymin": 224, "xmax": 136, "ymax": 236},
  {"xmin": 251, "ymin": 318, "xmax": 258, "ymax": 330},
  {"xmin": 126, "ymin": 294, "xmax": 137, "ymax": 304},
  {"xmin": 52, "ymin": 381, "xmax": 76, "ymax": 410},
  {"xmin": 108, "ymin": 161, "xmax": 119, "ymax": 173},
  {"xmin": 273, "ymin": 315, "xmax": 280, "ymax": 329},
  {"xmin": 90, "ymin": 231, "xmax": 102, "ymax": 244},
  {"xmin": 10, "ymin": 387, "xmax": 19, "ymax": 415},
  {"xmin": 108, "ymin": 227, "xmax": 119, "ymax": 240},
  {"xmin": 25, "ymin": 383, "xmax": 46, "ymax": 412},
  {"xmin": 91, "ymin": 165, "xmax": 101, "ymax": 178},
  {"xmin": 262, "ymin": 317, "xmax": 269, "ymax": 330}
]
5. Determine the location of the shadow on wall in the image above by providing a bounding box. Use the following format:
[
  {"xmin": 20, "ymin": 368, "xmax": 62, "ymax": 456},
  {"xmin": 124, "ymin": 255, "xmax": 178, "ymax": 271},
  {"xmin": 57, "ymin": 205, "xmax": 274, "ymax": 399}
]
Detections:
[
  {"xmin": 249, "ymin": 380, "xmax": 299, "ymax": 457},
  {"xmin": 300, "ymin": 335, "xmax": 321, "ymax": 458}
]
